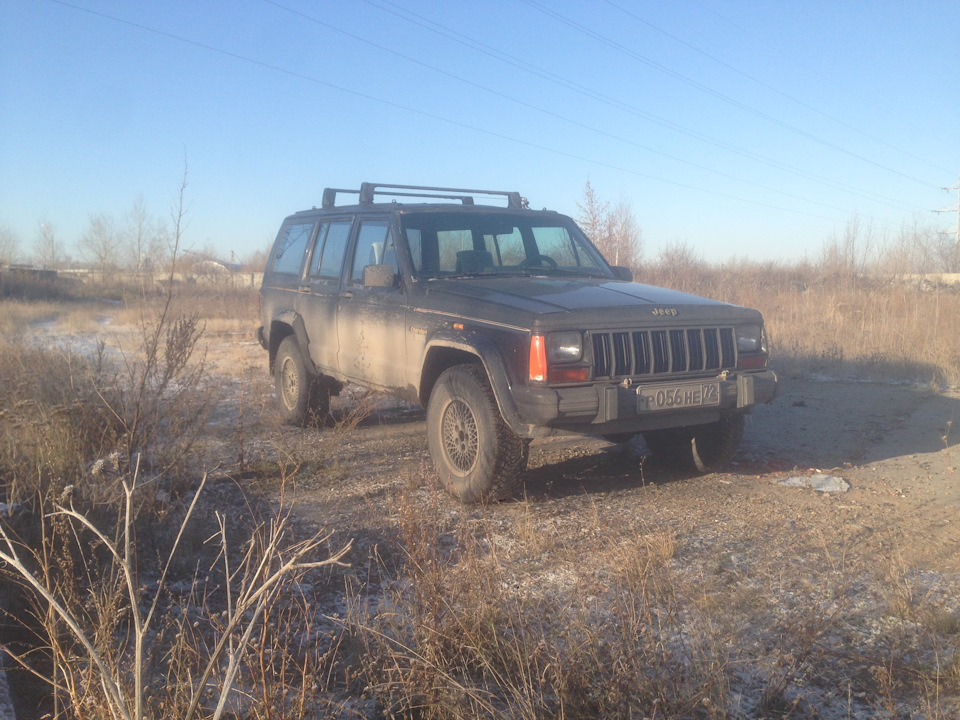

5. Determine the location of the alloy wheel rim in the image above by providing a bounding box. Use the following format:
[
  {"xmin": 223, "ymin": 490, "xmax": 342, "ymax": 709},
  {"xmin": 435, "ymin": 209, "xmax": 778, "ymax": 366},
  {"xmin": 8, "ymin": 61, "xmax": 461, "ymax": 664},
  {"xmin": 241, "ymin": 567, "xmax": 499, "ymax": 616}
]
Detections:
[
  {"xmin": 441, "ymin": 398, "xmax": 479, "ymax": 473},
  {"xmin": 281, "ymin": 358, "xmax": 299, "ymax": 409}
]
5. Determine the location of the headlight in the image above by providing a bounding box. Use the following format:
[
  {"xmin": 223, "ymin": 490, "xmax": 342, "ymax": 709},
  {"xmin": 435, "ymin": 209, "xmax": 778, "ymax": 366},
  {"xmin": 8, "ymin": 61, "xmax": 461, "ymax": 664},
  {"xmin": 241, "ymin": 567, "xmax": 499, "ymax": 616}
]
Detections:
[
  {"xmin": 736, "ymin": 325, "xmax": 763, "ymax": 353},
  {"xmin": 547, "ymin": 331, "xmax": 582, "ymax": 363}
]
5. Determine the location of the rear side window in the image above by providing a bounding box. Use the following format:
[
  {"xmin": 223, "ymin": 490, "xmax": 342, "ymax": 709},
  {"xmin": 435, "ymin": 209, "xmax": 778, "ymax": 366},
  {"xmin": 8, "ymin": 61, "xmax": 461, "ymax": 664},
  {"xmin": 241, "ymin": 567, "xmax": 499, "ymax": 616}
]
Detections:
[
  {"xmin": 311, "ymin": 219, "xmax": 353, "ymax": 280},
  {"xmin": 270, "ymin": 222, "xmax": 315, "ymax": 276}
]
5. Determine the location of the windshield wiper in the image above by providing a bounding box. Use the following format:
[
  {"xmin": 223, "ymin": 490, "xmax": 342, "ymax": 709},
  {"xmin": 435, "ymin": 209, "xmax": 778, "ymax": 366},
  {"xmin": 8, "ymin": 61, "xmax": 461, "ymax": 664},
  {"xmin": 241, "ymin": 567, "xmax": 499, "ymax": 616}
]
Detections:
[
  {"xmin": 536, "ymin": 267, "xmax": 609, "ymax": 279},
  {"xmin": 424, "ymin": 271, "xmax": 506, "ymax": 280}
]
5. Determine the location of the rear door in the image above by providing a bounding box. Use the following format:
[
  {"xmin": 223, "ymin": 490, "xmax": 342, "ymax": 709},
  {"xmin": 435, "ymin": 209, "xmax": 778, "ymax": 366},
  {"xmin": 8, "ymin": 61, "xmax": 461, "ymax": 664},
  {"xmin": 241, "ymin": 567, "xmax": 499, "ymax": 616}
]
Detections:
[
  {"xmin": 296, "ymin": 217, "xmax": 354, "ymax": 374},
  {"xmin": 264, "ymin": 218, "xmax": 317, "ymax": 345}
]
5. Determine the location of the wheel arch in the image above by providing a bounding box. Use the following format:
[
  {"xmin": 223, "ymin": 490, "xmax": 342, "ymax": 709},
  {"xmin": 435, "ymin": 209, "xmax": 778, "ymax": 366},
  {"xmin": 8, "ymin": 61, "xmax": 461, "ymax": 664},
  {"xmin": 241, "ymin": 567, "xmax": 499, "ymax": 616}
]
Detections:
[
  {"xmin": 419, "ymin": 332, "xmax": 534, "ymax": 437},
  {"xmin": 419, "ymin": 346, "xmax": 480, "ymax": 407},
  {"xmin": 268, "ymin": 311, "xmax": 317, "ymax": 376}
]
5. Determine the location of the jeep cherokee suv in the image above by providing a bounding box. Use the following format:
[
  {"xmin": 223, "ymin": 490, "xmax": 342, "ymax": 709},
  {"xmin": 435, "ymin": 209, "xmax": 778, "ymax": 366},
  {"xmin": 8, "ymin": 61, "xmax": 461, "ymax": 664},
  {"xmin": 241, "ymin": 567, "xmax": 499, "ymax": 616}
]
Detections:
[{"xmin": 257, "ymin": 183, "xmax": 778, "ymax": 501}]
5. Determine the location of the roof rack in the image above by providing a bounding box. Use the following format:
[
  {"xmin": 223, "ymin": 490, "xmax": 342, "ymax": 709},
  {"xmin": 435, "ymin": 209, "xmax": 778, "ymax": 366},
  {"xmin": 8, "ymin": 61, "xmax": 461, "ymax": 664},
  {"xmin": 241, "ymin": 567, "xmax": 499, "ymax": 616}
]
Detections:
[{"xmin": 321, "ymin": 183, "xmax": 526, "ymax": 210}]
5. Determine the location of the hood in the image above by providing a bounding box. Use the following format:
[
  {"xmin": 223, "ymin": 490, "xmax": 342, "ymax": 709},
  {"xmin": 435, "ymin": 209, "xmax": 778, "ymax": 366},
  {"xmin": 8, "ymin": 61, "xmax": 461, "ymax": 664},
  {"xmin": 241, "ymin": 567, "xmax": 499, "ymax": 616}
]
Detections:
[{"xmin": 419, "ymin": 277, "xmax": 761, "ymax": 328}]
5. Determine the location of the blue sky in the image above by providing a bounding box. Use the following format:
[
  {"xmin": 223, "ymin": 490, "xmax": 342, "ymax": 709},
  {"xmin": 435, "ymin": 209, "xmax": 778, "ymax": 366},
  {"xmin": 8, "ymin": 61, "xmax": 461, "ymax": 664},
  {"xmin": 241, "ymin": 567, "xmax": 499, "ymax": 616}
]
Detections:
[{"xmin": 2, "ymin": 0, "xmax": 958, "ymax": 265}]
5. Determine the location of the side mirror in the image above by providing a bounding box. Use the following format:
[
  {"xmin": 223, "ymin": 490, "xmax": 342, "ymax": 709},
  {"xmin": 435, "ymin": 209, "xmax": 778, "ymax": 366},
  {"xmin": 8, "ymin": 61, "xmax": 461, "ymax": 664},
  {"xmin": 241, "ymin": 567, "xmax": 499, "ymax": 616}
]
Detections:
[
  {"xmin": 612, "ymin": 266, "xmax": 633, "ymax": 282},
  {"xmin": 363, "ymin": 264, "xmax": 396, "ymax": 288}
]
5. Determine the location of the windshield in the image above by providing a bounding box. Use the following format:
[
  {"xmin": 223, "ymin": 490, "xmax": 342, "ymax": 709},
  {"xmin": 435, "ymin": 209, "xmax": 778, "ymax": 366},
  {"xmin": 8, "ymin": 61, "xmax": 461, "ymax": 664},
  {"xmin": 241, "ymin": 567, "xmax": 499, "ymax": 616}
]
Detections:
[{"xmin": 401, "ymin": 211, "xmax": 613, "ymax": 279}]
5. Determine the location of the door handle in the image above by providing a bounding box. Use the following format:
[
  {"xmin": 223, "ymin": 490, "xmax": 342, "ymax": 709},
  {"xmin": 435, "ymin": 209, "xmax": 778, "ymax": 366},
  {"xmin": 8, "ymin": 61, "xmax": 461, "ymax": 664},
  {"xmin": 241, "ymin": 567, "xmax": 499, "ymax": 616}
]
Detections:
[{"xmin": 339, "ymin": 291, "xmax": 354, "ymax": 299}]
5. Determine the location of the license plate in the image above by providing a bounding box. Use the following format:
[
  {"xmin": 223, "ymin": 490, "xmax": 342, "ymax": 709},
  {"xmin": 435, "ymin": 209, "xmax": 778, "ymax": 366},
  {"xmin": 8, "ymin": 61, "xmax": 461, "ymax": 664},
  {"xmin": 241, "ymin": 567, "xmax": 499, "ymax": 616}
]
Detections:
[{"xmin": 636, "ymin": 381, "xmax": 720, "ymax": 412}]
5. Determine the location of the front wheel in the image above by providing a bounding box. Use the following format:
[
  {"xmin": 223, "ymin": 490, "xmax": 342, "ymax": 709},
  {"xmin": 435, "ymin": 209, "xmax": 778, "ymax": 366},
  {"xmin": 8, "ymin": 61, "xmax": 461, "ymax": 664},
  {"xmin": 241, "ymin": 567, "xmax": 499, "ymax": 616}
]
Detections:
[
  {"xmin": 426, "ymin": 365, "xmax": 526, "ymax": 502},
  {"xmin": 643, "ymin": 414, "xmax": 745, "ymax": 473}
]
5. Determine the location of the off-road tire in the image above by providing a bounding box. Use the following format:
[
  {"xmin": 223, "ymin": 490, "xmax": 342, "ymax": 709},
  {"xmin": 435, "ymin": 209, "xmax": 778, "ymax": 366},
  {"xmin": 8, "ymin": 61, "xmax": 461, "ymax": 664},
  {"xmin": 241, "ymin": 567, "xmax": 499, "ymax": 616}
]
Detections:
[
  {"xmin": 426, "ymin": 364, "xmax": 526, "ymax": 502},
  {"xmin": 275, "ymin": 337, "xmax": 329, "ymax": 426},
  {"xmin": 643, "ymin": 413, "xmax": 745, "ymax": 473}
]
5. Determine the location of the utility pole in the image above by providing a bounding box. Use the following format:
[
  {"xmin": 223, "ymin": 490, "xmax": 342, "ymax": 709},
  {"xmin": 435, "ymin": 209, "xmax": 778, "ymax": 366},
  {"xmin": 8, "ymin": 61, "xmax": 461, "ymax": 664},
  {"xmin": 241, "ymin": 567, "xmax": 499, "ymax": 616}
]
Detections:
[{"xmin": 934, "ymin": 177, "xmax": 960, "ymax": 244}]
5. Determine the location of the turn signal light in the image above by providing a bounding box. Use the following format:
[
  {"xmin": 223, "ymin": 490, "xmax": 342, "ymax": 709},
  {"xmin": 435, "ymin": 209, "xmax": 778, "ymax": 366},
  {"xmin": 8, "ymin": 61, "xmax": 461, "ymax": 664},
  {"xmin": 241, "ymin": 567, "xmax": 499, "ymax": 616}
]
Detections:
[
  {"xmin": 548, "ymin": 367, "xmax": 590, "ymax": 383},
  {"xmin": 529, "ymin": 335, "xmax": 547, "ymax": 382}
]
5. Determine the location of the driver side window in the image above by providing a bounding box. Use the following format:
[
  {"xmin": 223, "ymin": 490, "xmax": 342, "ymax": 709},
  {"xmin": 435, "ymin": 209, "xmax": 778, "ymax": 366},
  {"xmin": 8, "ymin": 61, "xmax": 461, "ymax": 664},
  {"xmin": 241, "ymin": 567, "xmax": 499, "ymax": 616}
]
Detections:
[
  {"xmin": 483, "ymin": 227, "xmax": 524, "ymax": 266},
  {"xmin": 532, "ymin": 226, "xmax": 592, "ymax": 267},
  {"xmin": 348, "ymin": 219, "xmax": 397, "ymax": 286}
]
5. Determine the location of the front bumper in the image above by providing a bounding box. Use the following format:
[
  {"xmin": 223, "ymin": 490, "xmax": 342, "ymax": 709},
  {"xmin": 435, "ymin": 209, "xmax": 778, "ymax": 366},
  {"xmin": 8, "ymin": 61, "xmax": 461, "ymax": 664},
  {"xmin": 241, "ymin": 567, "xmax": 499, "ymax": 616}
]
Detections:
[{"xmin": 510, "ymin": 369, "xmax": 778, "ymax": 437}]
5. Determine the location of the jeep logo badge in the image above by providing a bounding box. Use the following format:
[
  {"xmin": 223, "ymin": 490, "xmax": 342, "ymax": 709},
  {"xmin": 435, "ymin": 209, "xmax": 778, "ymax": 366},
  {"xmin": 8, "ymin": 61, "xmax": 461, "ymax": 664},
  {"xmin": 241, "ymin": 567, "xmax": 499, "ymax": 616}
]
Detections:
[{"xmin": 651, "ymin": 307, "xmax": 679, "ymax": 316}]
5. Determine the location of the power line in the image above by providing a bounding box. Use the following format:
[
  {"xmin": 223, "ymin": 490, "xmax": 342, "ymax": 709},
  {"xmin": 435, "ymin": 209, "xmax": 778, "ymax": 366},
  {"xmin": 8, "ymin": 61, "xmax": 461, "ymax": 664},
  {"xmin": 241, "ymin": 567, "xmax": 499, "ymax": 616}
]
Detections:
[
  {"xmin": 520, "ymin": 0, "xmax": 935, "ymax": 187},
  {"xmin": 355, "ymin": 0, "xmax": 926, "ymax": 213},
  {"xmin": 689, "ymin": 0, "xmax": 959, "ymax": 164},
  {"xmin": 260, "ymin": 0, "xmax": 886, "ymax": 218},
  {"xmin": 39, "ymin": 0, "xmax": 936, "ymax": 232},
  {"xmin": 603, "ymin": 0, "xmax": 954, "ymax": 177},
  {"xmin": 41, "ymin": 0, "xmax": 853, "ymax": 225}
]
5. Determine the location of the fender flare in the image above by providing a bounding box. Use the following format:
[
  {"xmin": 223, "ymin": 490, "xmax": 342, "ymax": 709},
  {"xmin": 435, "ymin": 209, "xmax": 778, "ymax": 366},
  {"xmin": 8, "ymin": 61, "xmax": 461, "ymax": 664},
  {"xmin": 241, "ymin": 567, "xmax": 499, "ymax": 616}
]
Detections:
[
  {"xmin": 271, "ymin": 311, "xmax": 319, "ymax": 377},
  {"xmin": 421, "ymin": 330, "xmax": 538, "ymax": 437}
]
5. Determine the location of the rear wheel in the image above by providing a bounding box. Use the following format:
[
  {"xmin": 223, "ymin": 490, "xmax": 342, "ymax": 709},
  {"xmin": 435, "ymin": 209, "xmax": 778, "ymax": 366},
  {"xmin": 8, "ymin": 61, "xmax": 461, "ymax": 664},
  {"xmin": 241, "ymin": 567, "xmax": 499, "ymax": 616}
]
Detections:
[
  {"xmin": 426, "ymin": 364, "xmax": 526, "ymax": 502},
  {"xmin": 275, "ymin": 337, "xmax": 329, "ymax": 426},
  {"xmin": 643, "ymin": 414, "xmax": 745, "ymax": 473}
]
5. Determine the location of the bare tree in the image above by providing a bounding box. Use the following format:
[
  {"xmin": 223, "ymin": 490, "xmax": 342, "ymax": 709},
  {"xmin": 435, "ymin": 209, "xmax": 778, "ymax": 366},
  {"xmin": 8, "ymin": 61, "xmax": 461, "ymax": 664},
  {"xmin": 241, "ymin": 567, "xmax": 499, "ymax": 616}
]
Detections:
[
  {"xmin": 576, "ymin": 180, "xmax": 611, "ymax": 249},
  {"xmin": 922, "ymin": 230, "xmax": 960, "ymax": 273},
  {"xmin": 649, "ymin": 239, "xmax": 705, "ymax": 291},
  {"xmin": 35, "ymin": 219, "xmax": 65, "ymax": 269},
  {"xmin": 81, "ymin": 213, "xmax": 120, "ymax": 277},
  {"xmin": 0, "ymin": 224, "xmax": 20, "ymax": 266},
  {"xmin": 240, "ymin": 245, "xmax": 270, "ymax": 272},
  {"xmin": 819, "ymin": 213, "xmax": 875, "ymax": 279},
  {"xmin": 164, "ymin": 157, "xmax": 192, "ymax": 276},
  {"xmin": 123, "ymin": 197, "xmax": 168, "ymax": 273},
  {"xmin": 576, "ymin": 181, "xmax": 642, "ymax": 269},
  {"xmin": 607, "ymin": 198, "xmax": 643, "ymax": 269}
]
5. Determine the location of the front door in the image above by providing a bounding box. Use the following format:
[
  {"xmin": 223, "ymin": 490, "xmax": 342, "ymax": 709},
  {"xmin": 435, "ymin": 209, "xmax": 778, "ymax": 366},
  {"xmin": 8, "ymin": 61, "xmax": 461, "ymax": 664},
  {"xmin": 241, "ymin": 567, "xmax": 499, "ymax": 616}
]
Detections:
[{"xmin": 335, "ymin": 217, "xmax": 409, "ymax": 393}]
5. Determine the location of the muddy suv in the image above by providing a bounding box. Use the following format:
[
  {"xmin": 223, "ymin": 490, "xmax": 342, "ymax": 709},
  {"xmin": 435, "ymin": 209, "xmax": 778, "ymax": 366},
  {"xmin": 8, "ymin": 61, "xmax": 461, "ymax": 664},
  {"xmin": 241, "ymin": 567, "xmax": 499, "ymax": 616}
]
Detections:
[{"xmin": 257, "ymin": 183, "xmax": 778, "ymax": 501}]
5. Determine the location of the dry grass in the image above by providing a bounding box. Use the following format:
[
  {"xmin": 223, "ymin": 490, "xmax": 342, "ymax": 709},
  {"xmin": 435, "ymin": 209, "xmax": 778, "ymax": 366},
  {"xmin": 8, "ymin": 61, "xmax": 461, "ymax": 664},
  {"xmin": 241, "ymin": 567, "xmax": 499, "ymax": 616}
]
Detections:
[
  {"xmin": 0, "ymin": 465, "xmax": 350, "ymax": 720},
  {"xmin": 337, "ymin": 490, "xmax": 960, "ymax": 719},
  {"xmin": 0, "ymin": 342, "xmax": 122, "ymax": 503},
  {"xmin": 759, "ymin": 280, "xmax": 960, "ymax": 388},
  {"xmin": 635, "ymin": 260, "xmax": 960, "ymax": 388},
  {"xmin": 0, "ymin": 278, "xmax": 258, "ymax": 341},
  {"xmin": 8, "ymin": 259, "xmax": 960, "ymax": 391},
  {"xmin": 0, "ymin": 277, "xmax": 348, "ymax": 719}
]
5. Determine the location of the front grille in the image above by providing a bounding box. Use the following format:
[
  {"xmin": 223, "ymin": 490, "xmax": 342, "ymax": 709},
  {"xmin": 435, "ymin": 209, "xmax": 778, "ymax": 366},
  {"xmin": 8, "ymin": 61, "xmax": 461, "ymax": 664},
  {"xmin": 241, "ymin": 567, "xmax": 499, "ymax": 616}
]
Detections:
[{"xmin": 591, "ymin": 327, "xmax": 736, "ymax": 379}]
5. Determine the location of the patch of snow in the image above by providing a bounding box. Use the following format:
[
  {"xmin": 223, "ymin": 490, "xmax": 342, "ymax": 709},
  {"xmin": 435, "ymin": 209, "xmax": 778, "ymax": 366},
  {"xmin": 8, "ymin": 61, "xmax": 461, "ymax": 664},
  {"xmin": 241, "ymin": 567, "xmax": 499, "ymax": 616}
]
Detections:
[{"xmin": 778, "ymin": 475, "xmax": 850, "ymax": 492}]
